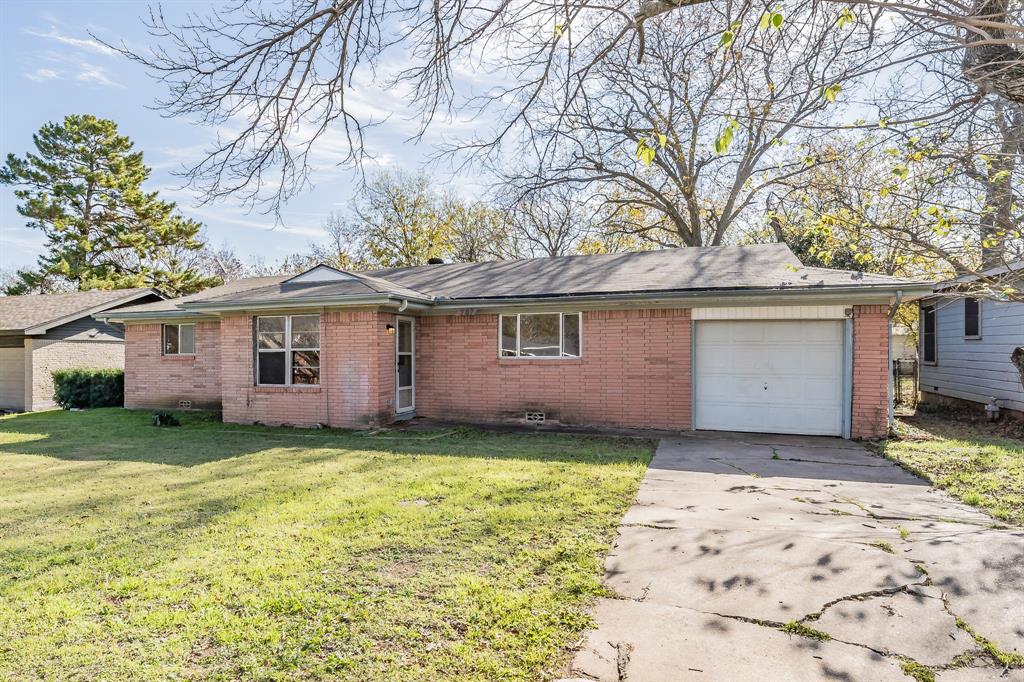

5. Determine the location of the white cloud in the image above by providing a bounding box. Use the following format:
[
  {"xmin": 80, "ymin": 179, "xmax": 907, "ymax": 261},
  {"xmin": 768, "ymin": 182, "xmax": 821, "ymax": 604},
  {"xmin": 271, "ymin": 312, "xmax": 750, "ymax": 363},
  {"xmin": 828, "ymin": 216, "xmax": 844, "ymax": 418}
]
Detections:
[
  {"xmin": 24, "ymin": 68, "xmax": 59, "ymax": 82},
  {"xmin": 75, "ymin": 64, "xmax": 123, "ymax": 88},
  {"xmin": 24, "ymin": 28, "xmax": 118, "ymax": 56}
]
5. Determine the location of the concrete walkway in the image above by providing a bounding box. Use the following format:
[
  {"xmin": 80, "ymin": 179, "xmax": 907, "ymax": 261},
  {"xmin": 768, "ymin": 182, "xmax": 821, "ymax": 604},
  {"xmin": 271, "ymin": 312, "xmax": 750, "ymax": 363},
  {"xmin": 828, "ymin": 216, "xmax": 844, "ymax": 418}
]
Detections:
[{"xmin": 566, "ymin": 433, "xmax": 1024, "ymax": 682}]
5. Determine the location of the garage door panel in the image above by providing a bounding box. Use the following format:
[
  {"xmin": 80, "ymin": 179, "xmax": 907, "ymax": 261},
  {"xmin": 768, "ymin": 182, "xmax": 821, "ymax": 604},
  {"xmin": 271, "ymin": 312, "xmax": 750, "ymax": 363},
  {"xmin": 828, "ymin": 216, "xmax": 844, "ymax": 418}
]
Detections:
[
  {"xmin": 695, "ymin": 320, "xmax": 844, "ymax": 436},
  {"xmin": 0, "ymin": 346, "xmax": 26, "ymax": 411}
]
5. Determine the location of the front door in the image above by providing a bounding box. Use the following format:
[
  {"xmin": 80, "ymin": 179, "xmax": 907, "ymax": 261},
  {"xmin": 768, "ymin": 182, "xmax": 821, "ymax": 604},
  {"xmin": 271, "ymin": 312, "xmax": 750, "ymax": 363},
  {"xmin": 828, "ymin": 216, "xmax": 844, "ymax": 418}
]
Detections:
[{"xmin": 396, "ymin": 317, "xmax": 415, "ymax": 414}]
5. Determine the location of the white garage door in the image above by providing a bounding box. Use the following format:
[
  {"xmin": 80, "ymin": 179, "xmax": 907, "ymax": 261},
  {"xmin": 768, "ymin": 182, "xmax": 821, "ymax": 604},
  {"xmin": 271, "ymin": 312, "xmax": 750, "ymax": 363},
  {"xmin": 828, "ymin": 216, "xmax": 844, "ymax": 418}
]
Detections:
[
  {"xmin": 0, "ymin": 346, "xmax": 26, "ymax": 411},
  {"xmin": 695, "ymin": 320, "xmax": 844, "ymax": 436}
]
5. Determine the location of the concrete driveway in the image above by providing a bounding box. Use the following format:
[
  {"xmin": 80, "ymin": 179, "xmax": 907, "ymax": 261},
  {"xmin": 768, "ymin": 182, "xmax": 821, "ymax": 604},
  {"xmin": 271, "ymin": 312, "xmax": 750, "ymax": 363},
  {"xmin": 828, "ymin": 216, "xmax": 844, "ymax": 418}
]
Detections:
[{"xmin": 566, "ymin": 433, "xmax": 1024, "ymax": 682}]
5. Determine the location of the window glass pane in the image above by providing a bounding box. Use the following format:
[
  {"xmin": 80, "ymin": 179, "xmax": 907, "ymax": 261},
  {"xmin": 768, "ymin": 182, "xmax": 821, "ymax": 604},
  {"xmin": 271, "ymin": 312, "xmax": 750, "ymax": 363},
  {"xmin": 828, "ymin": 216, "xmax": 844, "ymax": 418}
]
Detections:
[
  {"xmin": 964, "ymin": 298, "xmax": 980, "ymax": 337},
  {"xmin": 258, "ymin": 352, "xmax": 287, "ymax": 384},
  {"xmin": 398, "ymin": 320, "xmax": 412, "ymax": 352},
  {"xmin": 922, "ymin": 307, "xmax": 936, "ymax": 363},
  {"xmin": 258, "ymin": 316, "xmax": 286, "ymax": 333},
  {"xmin": 291, "ymin": 315, "xmax": 319, "ymax": 332},
  {"xmin": 163, "ymin": 325, "xmax": 179, "ymax": 354},
  {"xmin": 500, "ymin": 316, "xmax": 517, "ymax": 356},
  {"xmin": 291, "ymin": 330, "xmax": 320, "ymax": 349},
  {"xmin": 180, "ymin": 324, "xmax": 196, "ymax": 354},
  {"xmin": 398, "ymin": 387, "xmax": 413, "ymax": 409},
  {"xmin": 519, "ymin": 314, "xmax": 560, "ymax": 356},
  {"xmin": 561, "ymin": 314, "xmax": 580, "ymax": 357},
  {"xmin": 258, "ymin": 332, "xmax": 286, "ymax": 349},
  {"xmin": 397, "ymin": 354, "xmax": 412, "ymax": 387},
  {"xmin": 291, "ymin": 350, "xmax": 319, "ymax": 384}
]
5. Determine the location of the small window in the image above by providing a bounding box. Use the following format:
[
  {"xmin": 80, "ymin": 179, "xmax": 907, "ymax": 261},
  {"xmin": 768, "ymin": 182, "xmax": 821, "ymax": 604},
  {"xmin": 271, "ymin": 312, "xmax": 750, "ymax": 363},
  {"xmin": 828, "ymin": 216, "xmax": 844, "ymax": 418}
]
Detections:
[
  {"xmin": 964, "ymin": 298, "xmax": 981, "ymax": 339},
  {"xmin": 921, "ymin": 305, "xmax": 936, "ymax": 364},
  {"xmin": 163, "ymin": 323, "xmax": 195, "ymax": 355},
  {"xmin": 256, "ymin": 315, "xmax": 320, "ymax": 385},
  {"xmin": 499, "ymin": 313, "xmax": 582, "ymax": 358}
]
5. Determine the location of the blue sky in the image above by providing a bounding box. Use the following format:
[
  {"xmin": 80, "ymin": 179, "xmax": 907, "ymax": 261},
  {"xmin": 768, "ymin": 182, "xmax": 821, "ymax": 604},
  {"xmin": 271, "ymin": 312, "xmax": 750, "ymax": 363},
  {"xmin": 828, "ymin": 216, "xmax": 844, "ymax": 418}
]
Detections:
[{"xmin": 0, "ymin": 1, "xmax": 484, "ymax": 273}]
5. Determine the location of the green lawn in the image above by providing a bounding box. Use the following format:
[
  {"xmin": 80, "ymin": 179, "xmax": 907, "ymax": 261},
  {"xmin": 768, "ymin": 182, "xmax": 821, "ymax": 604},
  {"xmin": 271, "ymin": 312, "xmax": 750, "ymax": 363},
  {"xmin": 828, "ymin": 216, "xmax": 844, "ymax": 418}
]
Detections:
[
  {"xmin": 0, "ymin": 409, "xmax": 653, "ymax": 681},
  {"xmin": 874, "ymin": 412, "xmax": 1024, "ymax": 525}
]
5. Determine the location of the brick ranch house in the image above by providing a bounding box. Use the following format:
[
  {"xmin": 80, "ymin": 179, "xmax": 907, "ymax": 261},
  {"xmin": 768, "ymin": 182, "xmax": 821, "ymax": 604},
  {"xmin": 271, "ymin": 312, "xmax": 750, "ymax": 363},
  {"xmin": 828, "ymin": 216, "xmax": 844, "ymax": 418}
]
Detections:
[
  {"xmin": 100, "ymin": 244, "xmax": 933, "ymax": 439},
  {"xmin": 0, "ymin": 288, "xmax": 161, "ymax": 412}
]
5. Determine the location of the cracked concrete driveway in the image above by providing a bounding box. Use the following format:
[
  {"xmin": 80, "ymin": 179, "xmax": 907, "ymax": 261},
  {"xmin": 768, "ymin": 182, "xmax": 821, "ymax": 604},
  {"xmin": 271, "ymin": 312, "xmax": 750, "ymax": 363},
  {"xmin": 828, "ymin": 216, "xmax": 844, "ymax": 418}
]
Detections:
[{"xmin": 566, "ymin": 433, "xmax": 1024, "ymax": 682}]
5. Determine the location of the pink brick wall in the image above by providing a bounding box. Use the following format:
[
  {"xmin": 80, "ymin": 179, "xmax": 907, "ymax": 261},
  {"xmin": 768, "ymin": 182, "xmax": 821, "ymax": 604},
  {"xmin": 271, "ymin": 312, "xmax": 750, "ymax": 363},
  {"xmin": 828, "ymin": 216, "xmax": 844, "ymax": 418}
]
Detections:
[
  {"xmin": 121, "ymin": 304, "xmax": 892, "ymax": 438},
  {"xmin": 219, "ymin": 311, "xmax": 395, "ymax": 428},
  {"xmin": 124, "ymin": 322, "xmax": 222, "ymax": 409},
  {"xmin": 414, "ymin": 309, "xmax": 692, "ymax": 430},
  {"xmin": 851, "ymin": 305, "xmax": 890, "ymax": 439}
]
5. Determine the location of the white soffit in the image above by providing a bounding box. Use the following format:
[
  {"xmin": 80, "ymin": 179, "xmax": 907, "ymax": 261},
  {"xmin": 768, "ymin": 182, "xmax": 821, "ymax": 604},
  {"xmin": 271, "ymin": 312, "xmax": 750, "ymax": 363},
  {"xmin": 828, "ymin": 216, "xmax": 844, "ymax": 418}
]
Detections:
[
  {"xmin": 692, "ymin": 305, "xmax": 848, "ymax": 320},
  {"xmin": 285, "ymin": 265, "xmax": 355, "ymax": 284}
]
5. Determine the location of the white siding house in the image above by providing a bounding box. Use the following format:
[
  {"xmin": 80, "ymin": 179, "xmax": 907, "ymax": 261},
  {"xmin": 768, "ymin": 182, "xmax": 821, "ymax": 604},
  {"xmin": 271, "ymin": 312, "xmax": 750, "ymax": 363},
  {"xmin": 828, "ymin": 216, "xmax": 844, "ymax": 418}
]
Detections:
[{"xmin": 919, "ymin": 296, "xmax": 1024, "ymax": 413}]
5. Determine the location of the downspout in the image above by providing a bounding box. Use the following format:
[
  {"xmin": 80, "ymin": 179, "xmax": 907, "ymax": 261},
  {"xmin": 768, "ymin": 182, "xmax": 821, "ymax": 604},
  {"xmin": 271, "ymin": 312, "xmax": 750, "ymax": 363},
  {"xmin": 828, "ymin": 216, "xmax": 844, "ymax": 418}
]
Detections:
[
  {"xmin": 887, "ymin": 290, "xmax": 904, "ymax": 435},
  {"xmin": 397, "ymin": 299, "xmax": 409, "ymax": 313}
]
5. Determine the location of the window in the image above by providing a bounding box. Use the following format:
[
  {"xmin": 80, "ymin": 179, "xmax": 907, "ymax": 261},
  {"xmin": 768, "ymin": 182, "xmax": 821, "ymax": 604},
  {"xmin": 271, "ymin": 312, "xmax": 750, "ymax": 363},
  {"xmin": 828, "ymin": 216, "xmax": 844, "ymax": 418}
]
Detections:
[
  {"xmin": 964, "ymin": 297, "xmax": 981, "ymax": 339},
  {"xmin": 499, "ymin": 313, "xmax": 581, "ymax": 358},
  {"xmin": 255, "ymin": 315, "xmax": 320, "ymax": 385},
  {"xmin": 163, "ymin": 323, "xmax": 195, "ymax": 355},
  {"xmin": 921, "ymin": 305, "xmax": 936, "ymax": 364}
]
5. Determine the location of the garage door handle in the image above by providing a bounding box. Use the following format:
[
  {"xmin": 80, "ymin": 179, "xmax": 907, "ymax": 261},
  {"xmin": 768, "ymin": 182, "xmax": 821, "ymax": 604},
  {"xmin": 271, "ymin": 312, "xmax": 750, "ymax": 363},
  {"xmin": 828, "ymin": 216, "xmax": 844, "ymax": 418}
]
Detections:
[{"xmin": 764, "ymin": 383, "xmax": 768, "ymax": 390}]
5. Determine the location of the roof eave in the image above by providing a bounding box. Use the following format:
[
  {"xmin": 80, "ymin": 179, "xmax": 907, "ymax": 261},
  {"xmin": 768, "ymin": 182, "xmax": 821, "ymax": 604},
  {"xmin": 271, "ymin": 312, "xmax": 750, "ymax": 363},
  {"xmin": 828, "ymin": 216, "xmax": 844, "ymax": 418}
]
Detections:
[
  {"xmin": 179, "ymin": 292, "xmax": 436, "ymax": 313},
  {"xmin": 431, "ymin": 282, "xmax": 935, "ymax": 308},
  {"xmin": 23, "ymin": 288, "xmax": 164, "ymax": 334}
]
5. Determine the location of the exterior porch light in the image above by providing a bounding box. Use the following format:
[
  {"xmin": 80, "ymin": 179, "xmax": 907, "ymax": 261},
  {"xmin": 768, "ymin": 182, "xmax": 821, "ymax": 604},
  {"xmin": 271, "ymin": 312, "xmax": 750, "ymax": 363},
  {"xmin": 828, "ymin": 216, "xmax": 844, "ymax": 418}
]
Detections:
[{"xmin": 385, "ymin": 324, "xmax": 396, "ymax": 335}]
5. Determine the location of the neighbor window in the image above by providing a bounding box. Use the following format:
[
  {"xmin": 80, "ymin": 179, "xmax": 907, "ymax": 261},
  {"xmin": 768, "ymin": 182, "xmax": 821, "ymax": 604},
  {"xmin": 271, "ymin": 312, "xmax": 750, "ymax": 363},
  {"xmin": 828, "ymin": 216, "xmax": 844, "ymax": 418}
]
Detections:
[
  {"xmin": 255, "ymin": 315, "xmax": 320, "ymax": 385},
  {"xmin": 964, "ymin": 297, "xmax": 981, "ymax": 338},
  {"xmin": 499, "ymin": 313, "xmax": 581, "ymax": 358},
  {"xmin": 921, "ymin": 305, "xmax": 936, "ymax": 364},
  {"xmin": 163, "ymin": 323, "xmax": 195, "ymax": 355}
]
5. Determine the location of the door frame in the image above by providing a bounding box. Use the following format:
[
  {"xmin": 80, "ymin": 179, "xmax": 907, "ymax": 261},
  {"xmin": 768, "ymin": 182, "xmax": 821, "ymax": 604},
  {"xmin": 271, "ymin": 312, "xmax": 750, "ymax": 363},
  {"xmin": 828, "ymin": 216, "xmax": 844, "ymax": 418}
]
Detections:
[{"xmin": 395, "ymin": 316, "xmax": 415, "ymax": 414}]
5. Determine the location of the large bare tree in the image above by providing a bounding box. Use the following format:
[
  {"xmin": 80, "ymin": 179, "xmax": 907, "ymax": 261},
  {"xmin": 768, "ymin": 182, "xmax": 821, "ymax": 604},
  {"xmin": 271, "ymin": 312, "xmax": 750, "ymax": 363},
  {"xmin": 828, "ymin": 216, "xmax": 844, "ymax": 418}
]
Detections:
[{"xmin": 112, "ymin": 0, "xmax": 1024, "ymax": 212}]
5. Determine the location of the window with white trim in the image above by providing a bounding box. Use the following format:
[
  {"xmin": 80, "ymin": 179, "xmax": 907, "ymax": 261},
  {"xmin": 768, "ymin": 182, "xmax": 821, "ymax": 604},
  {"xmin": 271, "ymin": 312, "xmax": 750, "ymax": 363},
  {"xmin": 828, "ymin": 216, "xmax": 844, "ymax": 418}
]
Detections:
[
  {"xmin": 499, "ymin": 313, "xmax": 581, "ymax": 358},
  {"xmin": 255, "ymin": 315, "xmax": 320, "ymax": 385},
  {"xmin": 963, "ymin": 297, "xmax": 981, "ymax": 339},
  {"xmin": 921, "ymin": 305, "xmax": 936, "ymax": 364},
  {"xmin": 163, "ymin": 323, "xmax": 195, "ymax": 355}
]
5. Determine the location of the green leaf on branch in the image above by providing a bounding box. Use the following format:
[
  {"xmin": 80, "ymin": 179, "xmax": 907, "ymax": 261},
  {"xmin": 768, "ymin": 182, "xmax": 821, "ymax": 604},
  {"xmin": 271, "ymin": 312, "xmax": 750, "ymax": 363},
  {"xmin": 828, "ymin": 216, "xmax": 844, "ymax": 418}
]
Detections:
[
  {"xmin": 713, "ymin": 117, "xmax": 740, "ymax": 155},
  {"xmin": 636, "ymin": 138, "xmax": 656, "ymax": 166},
  {"xmin": 837, "ymin": 7, "xmax": 856, "ymax": 28},
  {"xmin": 822, "ymin": 84, "xmax": 841, "ymax": 103}
]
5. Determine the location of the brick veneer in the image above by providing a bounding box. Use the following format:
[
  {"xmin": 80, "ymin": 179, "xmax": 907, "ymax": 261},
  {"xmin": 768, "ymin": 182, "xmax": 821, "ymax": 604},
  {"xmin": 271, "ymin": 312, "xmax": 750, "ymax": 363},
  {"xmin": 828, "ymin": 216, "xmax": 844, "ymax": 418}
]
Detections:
[
  {"xmin": 414, "ymin": 309, "xmax": 693, "ymax": 430},
  {"xmin": 219, "ymin": 311, "xmax": 395, "ymax": 428},
  {"xmin": 122, "ymin": 304, "xmax": 892, "ymax": 438},
  {"xmin": 25, "ymin": 339, "xmax": 125, "ymax": 410},
  {"xmin": 851, "ymin": 305, "xmax": 890, "ymax": 439},
  {"xmin": 124, "ymin": 322, "xmax": 222, "ymax": 410}
]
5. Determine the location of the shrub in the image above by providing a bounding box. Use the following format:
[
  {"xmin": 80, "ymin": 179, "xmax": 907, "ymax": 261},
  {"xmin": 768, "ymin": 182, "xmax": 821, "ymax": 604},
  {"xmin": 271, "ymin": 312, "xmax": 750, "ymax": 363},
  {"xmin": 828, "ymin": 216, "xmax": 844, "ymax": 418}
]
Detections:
[
  {"xmin": 152, "ymin": 411, "xmax": 180, "ymax": 427},
  {"xmin": 51, "ymin": 368, "xmax": 124, "ymax": 409}
]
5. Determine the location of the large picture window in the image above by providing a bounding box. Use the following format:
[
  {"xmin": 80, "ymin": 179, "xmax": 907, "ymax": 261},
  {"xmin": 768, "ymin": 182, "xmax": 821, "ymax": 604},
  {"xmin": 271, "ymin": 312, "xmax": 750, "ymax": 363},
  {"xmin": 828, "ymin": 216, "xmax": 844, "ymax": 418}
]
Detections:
[
  {"xmin": 921, "ymin": 305, "xmax": 936, "ymax": 364},
  {"xmin": 256, "ymin": 315, "xmax": 320, "ymax": 385},
  {"xmin": 499, "ymin": 313, "xmax": 581, "ymax": 358},
  {"xmin": 163, "ymin": 323, "xmax": 195, "ymax": 355}
]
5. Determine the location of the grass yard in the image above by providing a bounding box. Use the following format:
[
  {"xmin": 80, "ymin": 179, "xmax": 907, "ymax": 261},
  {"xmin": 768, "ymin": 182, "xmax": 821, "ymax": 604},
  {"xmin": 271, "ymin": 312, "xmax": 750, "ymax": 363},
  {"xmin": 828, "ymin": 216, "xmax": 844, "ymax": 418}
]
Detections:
[
  {"xmin": 873, "ymin": 411, "xmax": 1024, "ymax": 525},
  {"xmin": 0, "ymin": 409, "xmax": 653, "ymax": 681}
]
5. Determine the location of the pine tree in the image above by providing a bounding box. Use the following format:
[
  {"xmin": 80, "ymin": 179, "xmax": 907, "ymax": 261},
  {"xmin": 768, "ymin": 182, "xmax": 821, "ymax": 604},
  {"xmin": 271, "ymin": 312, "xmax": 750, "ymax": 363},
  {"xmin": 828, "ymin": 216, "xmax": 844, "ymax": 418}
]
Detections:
[{"xmin": 1, "ymin": 114, "xmax": 220, "ymax": 295}]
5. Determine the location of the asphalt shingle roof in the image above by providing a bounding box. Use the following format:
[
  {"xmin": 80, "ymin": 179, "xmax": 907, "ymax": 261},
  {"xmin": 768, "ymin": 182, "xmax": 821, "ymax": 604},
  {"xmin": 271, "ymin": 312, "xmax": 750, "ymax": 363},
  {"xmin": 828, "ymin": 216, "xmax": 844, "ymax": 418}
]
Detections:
[
  {"xmin": 0, "ymin": 288, "xmax": 155, "ymax": 333},
  {"xmin": 112, "ymin": 244, "xmax": 929, "ymax": 316}
]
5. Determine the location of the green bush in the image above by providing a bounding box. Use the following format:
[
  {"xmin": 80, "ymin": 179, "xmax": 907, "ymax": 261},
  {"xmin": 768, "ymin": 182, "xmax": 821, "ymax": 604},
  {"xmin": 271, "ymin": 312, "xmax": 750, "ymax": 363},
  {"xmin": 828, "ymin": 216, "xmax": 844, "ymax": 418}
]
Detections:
[{"xmin": 51, "ymin": 368, "xmax": 124, "ymax": 409}]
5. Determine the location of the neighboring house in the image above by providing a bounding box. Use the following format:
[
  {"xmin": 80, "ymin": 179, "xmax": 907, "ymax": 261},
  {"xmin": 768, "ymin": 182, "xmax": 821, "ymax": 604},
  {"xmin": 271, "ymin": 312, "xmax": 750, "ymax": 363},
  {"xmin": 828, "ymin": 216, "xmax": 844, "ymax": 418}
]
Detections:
[
  {"xmin": 100, "ymin": 244, "xmax": 932, "ymax": 439},
  {"xmin": 892, "ymin": 325, "xmax": 918, "ymax": 361},
  {"xmin": 0, "ymin": 288, "xmax": 162, "ymax": 412},
  {"xmin": 919, "ymin": 264, "xmax": 1024, "ymax": 416}
]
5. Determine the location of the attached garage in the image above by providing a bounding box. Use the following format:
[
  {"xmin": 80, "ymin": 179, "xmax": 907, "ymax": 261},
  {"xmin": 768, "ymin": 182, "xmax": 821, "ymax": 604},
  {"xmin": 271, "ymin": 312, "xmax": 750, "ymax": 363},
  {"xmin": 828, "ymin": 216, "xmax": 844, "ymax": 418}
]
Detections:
[
  {"xmin": 693, "ymin": 309, "xmax": 850, "ymax": 437},
  {"xmin": 0, "ymin": 344, "xmax": 26, "ymax": 411}
]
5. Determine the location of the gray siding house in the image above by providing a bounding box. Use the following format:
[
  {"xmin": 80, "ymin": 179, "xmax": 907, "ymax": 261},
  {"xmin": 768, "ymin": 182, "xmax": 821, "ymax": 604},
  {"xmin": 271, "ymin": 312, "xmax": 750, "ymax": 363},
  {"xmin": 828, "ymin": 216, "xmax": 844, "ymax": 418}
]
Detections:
[
  {"xmin": 919, "ymin": 293, "xmax": 1024, "ymax": 415},
  {"xmin": 0, "ymin": 289, "xmax": 161, "ymax": 412}
]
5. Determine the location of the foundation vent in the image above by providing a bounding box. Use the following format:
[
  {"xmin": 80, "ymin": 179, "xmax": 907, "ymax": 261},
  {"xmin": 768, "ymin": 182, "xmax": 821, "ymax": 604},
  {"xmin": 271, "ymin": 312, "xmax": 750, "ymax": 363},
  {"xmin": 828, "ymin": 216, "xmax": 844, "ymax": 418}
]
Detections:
[
  {"xmin": 178, "ymin": 400, "xmax": 192, "ymax": 409},
  {"xmin": 525, "ymin": 411, "xmax": 546, "ymax": 424}
]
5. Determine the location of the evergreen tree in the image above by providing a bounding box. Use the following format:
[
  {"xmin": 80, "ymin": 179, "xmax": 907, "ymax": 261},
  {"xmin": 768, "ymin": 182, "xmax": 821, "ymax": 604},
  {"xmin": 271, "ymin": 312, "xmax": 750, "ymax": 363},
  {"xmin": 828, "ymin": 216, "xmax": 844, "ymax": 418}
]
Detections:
[{"xmin": 1, "ymin": 114, "xmax": 220, "ymax": 295}]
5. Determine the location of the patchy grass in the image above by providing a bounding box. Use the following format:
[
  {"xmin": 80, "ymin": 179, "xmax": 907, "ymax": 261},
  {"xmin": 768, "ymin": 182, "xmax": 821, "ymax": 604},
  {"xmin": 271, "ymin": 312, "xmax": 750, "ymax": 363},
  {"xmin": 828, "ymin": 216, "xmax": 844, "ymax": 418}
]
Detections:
[
  {"xmin": 781, "ymin": 621, "xmax": 831, "ymax": 642},
  {"xmin": 899, "ymin": 659, "xmax": 935, "ymax": 682},
  {"xmin": 871, "ymin": 412, "xmax": 1024, "ymax": 525},
  {"xmin": 867, "ymin": 540, "xmax": 895, "ymax": 554},
  {"xmin": 955, "ymin": 616, "xmax": 1024, "ymax": 668},
  {"xmin": 0, "ymin": 409, "xmax": 654, "ymax": 681}
]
